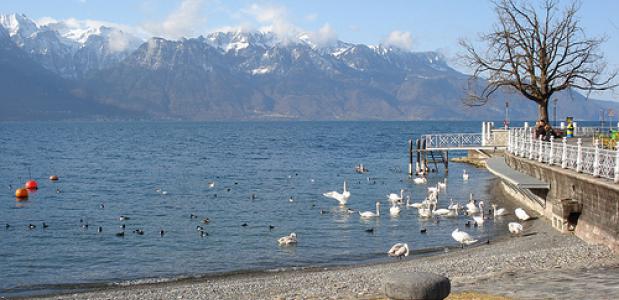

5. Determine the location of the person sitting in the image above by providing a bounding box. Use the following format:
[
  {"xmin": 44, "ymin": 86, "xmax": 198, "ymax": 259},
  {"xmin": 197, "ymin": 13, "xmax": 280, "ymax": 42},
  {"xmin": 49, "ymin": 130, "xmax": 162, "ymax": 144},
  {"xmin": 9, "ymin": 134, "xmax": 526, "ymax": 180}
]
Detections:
[
  {"xmin": 534, "ymin": 120, "xmax": 546, "ymax": 139},
  {"xmin": 543, "ymin": 124, "xmax": 557, "ymax": 141}
]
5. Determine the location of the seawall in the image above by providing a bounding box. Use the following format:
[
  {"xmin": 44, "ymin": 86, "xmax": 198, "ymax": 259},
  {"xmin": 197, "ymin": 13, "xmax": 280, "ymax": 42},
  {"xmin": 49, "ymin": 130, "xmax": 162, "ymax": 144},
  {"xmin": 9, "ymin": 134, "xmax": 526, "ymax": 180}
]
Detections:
[{"xmin": 502, "ymin": 152, "xmax": 619, "ymax": 252}]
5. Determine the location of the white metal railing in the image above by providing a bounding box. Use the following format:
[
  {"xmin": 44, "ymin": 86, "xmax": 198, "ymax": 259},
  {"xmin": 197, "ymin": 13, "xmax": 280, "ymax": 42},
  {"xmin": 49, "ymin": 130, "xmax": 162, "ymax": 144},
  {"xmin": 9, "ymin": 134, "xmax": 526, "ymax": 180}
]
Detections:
[
  {"xmin": 508, "ymin": 127, "xmax": 619, "ymax": 183},
  {"xmin": 424, "ymin": 133, "xmax": 483, "ymax": 149}
]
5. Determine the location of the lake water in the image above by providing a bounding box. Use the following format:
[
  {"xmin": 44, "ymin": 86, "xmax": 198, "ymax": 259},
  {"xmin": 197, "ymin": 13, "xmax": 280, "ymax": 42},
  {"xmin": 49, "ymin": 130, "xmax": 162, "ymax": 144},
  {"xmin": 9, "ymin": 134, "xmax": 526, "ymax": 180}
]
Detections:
[{"xmin": 0, "ymin": 121, "xmax": 505, "ymax": 297}]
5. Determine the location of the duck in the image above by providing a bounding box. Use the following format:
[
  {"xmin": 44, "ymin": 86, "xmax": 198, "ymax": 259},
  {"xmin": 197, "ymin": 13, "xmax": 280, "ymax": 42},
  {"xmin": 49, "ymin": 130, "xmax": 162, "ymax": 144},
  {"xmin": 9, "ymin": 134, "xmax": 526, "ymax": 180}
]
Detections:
[
  {"xmin": 387, "ymin": 189, "xmax": 404, "ymax": 204},
  {"xmin": 115, "ymin": 231, "xmax": 125, "ymax": 237},
  {"xmin": 277, "ymin": 232, "xmax": 297, "ymax": 246},
  {"xmin": 451, "ymin": 228, "xmax": 478, "ymax": 248},
  {"xmin": 323, "ymin": 180, "xmax": 351, "ymax": 205},
  {"xmin": 359, "ymin": 202, "xmax": 381, "ymax": 218},
  {"xmin": 413, "ymin": 177, "xmax": 427, "ymax": 184},
  {"xmin": 492, "ymin": 204, "xmax": 508, "ymax": 216},
  {"xmin": 515, "ymin": 208, "xmax": 531, "ymax": 221},
  {"xmin": 365, "ymin": 227, "xmax": 375, "ymax": 233},
  {"xmin": 463, "ymin": 170, "xmax": 469, "ymax": 181},
  {"xmin": 508, "ymin": 222, "xmax": 524, "ymax": 235},
  {"xmin": 119, "ymin": 215, "xmax": 130, "ymax": 221},
  {"xmin": 388, "ymin": 243, "xmax": 410, "ymax": 259},
  {"xmin": 98, "ymin": 226, "xmax": 103, "ymax": 233},
  {"xmin": 389, "ymin": 204, "xmax": 401, "ymax": 216}
]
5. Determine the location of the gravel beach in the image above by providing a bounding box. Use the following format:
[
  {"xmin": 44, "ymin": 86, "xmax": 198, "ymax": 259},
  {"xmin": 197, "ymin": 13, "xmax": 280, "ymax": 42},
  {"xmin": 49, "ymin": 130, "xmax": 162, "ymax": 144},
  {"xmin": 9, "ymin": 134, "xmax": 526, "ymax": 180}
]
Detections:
[{"xmin": 26, "ymin": 179, "xmax": 619, "ymax": 300}]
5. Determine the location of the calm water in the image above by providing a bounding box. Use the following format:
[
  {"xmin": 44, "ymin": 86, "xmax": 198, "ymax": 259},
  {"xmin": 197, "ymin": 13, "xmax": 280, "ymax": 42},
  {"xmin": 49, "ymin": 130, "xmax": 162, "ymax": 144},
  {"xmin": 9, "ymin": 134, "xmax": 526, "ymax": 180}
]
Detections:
[{"xmin": 0, "ymin": 121, "xmax": 504, "ymax": 297}]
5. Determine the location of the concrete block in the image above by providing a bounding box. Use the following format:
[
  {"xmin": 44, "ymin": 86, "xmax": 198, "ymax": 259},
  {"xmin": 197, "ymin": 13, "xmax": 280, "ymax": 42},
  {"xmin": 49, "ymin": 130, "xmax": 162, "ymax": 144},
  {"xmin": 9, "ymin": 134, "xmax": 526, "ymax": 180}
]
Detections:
[{"xmin": 383, "ymin": 272, "xmax": 450, "ymax": 300}]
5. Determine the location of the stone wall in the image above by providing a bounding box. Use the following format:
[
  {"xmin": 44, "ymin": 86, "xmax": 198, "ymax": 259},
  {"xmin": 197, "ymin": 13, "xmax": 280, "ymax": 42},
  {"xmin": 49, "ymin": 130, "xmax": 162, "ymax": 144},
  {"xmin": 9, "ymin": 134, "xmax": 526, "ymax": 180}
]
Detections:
[{"xmin": 504, "ymin": 152, "xmax": 619, "ymax": 252}]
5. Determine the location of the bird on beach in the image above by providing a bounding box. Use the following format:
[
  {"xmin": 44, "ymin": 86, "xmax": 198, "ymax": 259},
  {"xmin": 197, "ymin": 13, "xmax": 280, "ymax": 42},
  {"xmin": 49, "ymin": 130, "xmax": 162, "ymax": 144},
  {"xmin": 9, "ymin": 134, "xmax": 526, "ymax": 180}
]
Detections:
[
  {"xmin": 508, "ymin": 222, "xmax": 524, "ymax": 235},
  {"xmin": 452, "ymin": 228, "xmax": 477, "ymax": 248},
  {"xmin": 323, "ymin": 180, "xmax": 351, "ymax": 205},
  {"xmin": 492, "ymin": 204, "xmax": 508, "ymax": 217},
  {"xmin": 388, "ymin": 243, "xmax": 410, "ymax": 259},
  {"xmin": 359, "ymin": 202, "xmax": 381, "ymax": 218},
  {"xmin": 277, "ymin": 232, "xmax": 297, "ymax": 246},
  {"xmin": 515, "ymin": 208, "xmax": 531, "ymax": 221}
]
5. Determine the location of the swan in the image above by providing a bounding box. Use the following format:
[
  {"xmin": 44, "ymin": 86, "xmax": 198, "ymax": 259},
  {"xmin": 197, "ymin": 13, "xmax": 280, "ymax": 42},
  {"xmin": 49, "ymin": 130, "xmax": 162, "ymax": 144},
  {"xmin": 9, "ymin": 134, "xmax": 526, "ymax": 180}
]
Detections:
[
  {"xmin": 432, "ymin": 203, "xmax": 451, "ymax": 216},
  {"xmin": 389, "ymin": 204, "xmax": 401, "ymax": 216},
  {"xmin": 406, "ymin": 198, "xmax": 424, "ymax": 208},
  {"xmin": 387, "ymin": 189, "xmax": 404, "ymax": 204},
  {"xmin": 323, "ymin": 180, "xmax": 351, "ymax": 205},
  {"xmin": 451, "ymin": 228, "xmax": 477, "ymax": 248},
  {"xmin": 463, "ymin": 170, "xmax": 469, "ymax": 180},
  {"xmin": 466, "ymin": 194, "xmax": 479, "ymax": 214},
  {"xmin": 277, "ymin": 232, "xmax": 297, "ymax": 246},
  {"xmin": 413, "ymin": 177, "xmax": 427, "ymax": 184},
  {"xmin": 359, "ymin": 202, "xmax": 381, "ymax": 218},
  {"xmin": 418, "ymin": 203, "xmax": 433, "ymax": 218},
  {"xmin": 472, "ymin": 202, "xmax": 485, "ymax": 225},
  {"xmin": 446, "ymin": 207, "xmax": 459, "ymax": 217},
  {"xmin": 515, "ymin": 208, "xmax": 531, "ymax": 221},
  {"xmin": 492, "ymin": 204, "xmax": 508, "ymax": 216},
  {"xmin": 437, "ymin": 178, "xmax": 447, "ymax": 189},
  {"xmin": 508, "ymin": 222, "xmax": 524, "ymax": 235},
  {"xmin": 428, "ymin": 190, "xmax": 439, "ymax": 203},
  {"xmin": 427, "ymin": 185, "xmax": 439, "ymax": 194},
  {"xmin": 388, "ymin": 243, "xmax": 410, "ymax": 259},
  {"xmin": 448, "ymin": 198, "xmax": 462, "ymax": 210}
]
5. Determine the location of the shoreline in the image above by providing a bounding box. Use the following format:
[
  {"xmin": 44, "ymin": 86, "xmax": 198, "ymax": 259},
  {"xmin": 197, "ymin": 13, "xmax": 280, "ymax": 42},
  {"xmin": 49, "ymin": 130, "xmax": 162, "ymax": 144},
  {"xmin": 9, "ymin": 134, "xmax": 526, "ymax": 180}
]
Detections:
[{"xmin": 20, "ymin": 178, "xmax": 619, "ymax": 300}]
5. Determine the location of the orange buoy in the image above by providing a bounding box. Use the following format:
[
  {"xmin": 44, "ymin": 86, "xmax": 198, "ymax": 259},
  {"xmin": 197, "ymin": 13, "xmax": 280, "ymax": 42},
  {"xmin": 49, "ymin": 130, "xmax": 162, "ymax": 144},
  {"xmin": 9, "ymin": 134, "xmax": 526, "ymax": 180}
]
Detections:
[
  {"xmin": 15, "ymin": 188, "xmax": 29, "ymax": 199},
  {"xmin": 49, "ymin": 175, "xmax": 59, "ymax": 181},
  {"xmin": 25, "ymin": 180, "xmax": 38, "ymax": 190}
]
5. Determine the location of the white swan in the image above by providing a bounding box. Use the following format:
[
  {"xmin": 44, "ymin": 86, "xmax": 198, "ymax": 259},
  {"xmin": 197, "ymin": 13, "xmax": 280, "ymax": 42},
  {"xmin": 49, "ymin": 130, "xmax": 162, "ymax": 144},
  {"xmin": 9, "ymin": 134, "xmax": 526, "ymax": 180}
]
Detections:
[
  {"xmin": 388, "ymin": 243, "xmax": 410, "ymax": 258},
  {"xmin": 427, "ymin": 185, "xmax": 439, "ymax": 194},
  {"xmin": 446, "ymin": 207, "xmax": 459, "ymax": 217},
  {"xmin": 462, "ymin": 170, "xmax": 469, "ymax": 180},
  {"xmin": 437, "ymin": 178, "xmax": 447, "ymax": 189},
  {"xmin": 492, "ymin": 204, "xmax": 508, "ymax": 216},
  {"xmin": 418, "ymin": 203, "xmax": 433, "ymax": 218},
  {"xmin": 508, "ymin": 222, "xmax": 524, "ymax": 235},
  {"xmin": 387, "ymin": 189, "xmax": 404, "ymax": 204},
  {"xmin": 390, "ymin": 204, "xmax": 401, "ymax": 216},
  {"xmin": 406, "ymin": 197, "xmax": 424, "ymax": 208},
  {"xmin": 451, "ymin": 228, "xmax": 477, "ymax": 247},
  {"xmin": 466, "ymin": 194, "xmax": 479, "ymax": 215},
  {"xmin": 277, "ymin": 232, "xmax": 297, "ymax": 246},
  {"xmin": 472, "ymin": 202, "xmax": 485, "ymax": 225},
  {"xmin": 515, "ymin": 208, "xmax": 531, "ymax": 221},
  {"xmin": 413, "ymin": 177, "xmax": 427, "ymax": 184},
  {"xmin": 323, "ymin": 180, "xmax": 351, "ymax": 205},
  {"xmin": 359, "ymin": 202, "xmax": 380, "ymax": 218},
  {"xmin": 432, "ymin": 204, "xmax": 451, "ymax": 216},
  {"xmin": 448, "ymin": 198, "xmax": 462, "ymax": 210}
]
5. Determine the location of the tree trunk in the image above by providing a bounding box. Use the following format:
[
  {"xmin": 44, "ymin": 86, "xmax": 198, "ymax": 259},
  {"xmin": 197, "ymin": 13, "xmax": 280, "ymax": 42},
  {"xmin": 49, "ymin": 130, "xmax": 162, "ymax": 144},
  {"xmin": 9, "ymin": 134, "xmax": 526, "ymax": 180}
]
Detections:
[{"xmin": 538, "ymin": 101, "xmax": 549, "ymax": 123}]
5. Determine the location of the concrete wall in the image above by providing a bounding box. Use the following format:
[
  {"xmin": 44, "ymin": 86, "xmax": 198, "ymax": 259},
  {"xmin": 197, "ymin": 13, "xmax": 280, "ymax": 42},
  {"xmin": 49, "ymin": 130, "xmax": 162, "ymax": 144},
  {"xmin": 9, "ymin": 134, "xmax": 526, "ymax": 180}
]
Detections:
[{"xmin": 504, "ymin": 152, "xmax": 619, "ymax": 252}]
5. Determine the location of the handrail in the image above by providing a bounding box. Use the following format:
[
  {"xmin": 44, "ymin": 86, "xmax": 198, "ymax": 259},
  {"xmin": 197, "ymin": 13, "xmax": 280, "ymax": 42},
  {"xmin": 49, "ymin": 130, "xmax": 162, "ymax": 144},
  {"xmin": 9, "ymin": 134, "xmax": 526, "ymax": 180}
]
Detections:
[{"xmin": 507, "ymin": 127, "xmax": 619, "ymax": 183}]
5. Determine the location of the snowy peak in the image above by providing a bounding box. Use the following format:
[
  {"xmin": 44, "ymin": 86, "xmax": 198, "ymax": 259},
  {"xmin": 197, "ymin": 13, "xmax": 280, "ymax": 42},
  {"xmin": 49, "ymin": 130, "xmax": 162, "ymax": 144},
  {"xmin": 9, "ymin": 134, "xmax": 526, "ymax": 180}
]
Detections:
[{"xmin": 0, "ymin": 13, "xmax": 38, "ymax": 39}]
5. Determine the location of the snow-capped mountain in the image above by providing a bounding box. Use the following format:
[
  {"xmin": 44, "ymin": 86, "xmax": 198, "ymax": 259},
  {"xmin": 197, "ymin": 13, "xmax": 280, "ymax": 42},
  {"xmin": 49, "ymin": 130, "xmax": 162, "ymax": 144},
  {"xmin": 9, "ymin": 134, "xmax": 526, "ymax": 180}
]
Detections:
[{"xmin": 0, "ymin": 13, "xmax": 143, "ymax": 78}]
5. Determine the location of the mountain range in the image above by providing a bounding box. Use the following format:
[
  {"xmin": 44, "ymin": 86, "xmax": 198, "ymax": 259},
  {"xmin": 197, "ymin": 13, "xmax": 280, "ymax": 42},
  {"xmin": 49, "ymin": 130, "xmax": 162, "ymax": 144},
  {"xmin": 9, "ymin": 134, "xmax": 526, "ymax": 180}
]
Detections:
[{"xmin": 1, "ymin": 13, "xmax": 618, "ymax": 121}]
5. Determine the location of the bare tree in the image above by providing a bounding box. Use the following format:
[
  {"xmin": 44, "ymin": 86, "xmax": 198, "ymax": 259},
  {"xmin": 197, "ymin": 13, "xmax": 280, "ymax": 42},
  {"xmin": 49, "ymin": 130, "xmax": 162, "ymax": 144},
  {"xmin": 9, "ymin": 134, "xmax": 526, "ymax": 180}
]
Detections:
[{"xmin": 460, "ymin": 0, "xmax": 617, "ymax": 122}]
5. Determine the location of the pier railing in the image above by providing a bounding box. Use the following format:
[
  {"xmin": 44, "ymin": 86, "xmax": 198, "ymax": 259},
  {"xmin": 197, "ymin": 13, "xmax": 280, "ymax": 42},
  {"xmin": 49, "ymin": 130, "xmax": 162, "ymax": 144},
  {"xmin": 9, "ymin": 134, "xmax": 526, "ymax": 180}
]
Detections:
[{"xmin": 507, "ymin": 127, "xmax": 619, "ymax": 183}]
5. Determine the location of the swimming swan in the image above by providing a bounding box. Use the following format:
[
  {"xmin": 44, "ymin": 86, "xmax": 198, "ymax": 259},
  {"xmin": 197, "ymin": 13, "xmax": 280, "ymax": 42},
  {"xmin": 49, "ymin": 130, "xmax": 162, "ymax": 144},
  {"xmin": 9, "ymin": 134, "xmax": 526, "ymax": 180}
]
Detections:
[
  {"xmin": 277, "ymin": 232, "xmax": 298, "ymax": 246},
  {"xmin": 323, "ymin": 180, "xmax": 351, "ymax": 205},
  {"xmin": 359, "ymin": 202, "xmax": 380, "ymax": 218}
]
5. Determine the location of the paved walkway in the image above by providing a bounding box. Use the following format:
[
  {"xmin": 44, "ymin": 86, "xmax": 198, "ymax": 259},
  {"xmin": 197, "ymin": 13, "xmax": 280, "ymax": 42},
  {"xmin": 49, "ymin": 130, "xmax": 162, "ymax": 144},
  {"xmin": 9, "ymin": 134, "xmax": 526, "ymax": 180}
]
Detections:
[{"xmin": 486, "ymin": 157, "xmax": 550, "ymax": 189}]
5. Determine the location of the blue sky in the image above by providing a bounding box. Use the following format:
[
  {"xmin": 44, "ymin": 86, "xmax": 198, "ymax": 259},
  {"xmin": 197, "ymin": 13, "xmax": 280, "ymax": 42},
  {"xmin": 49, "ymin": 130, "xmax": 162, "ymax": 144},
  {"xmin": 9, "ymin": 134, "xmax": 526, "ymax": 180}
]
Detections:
[{"xmin": 2, "ymin": 0, "xmax": 619, "ymax": 100}]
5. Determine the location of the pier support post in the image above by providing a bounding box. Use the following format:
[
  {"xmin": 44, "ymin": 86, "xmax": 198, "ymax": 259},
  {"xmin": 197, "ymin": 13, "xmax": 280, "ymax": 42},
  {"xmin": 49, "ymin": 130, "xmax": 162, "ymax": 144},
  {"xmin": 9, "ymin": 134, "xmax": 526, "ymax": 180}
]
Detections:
[
  {"xmin": 408, "ymin": 139, "xmax": 413, "ymax": 176},
  {"xmin": 415, "ymin": 139, "xmax": 421, "ymax": 174},
  {"xmin": 593, "ymin": 139, "xmax": 600, "ymax": 177},
  {"xmin": 561, "ymin": 137, "xmax": 568, "ymax": 169},
  {"xmin": 549, "ymin": 136, "xmax": 555, "ymax": 165},
  {"xmin": 576, "ymin": 138, "xmax": 583, "ymax": 173},
  {"xmin": 614, "ymin": 142, "xmax": 619, "ymax": 183}
]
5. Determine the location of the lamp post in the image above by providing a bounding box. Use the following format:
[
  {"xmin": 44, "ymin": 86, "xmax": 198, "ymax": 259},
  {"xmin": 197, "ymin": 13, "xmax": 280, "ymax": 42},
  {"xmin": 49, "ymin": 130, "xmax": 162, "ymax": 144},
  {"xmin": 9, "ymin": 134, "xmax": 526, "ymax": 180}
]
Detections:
[{"xmin": 553, "ymin": 98, "xmax": 558, "ymax": 127}]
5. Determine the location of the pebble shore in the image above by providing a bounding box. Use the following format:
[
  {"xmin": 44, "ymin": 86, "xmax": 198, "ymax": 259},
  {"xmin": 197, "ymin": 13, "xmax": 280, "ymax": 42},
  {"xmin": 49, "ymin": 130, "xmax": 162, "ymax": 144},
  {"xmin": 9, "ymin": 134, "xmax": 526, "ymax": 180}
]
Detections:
[{"xmin": 28, "ymin": 216, "xmax": 618, "ymax": 300}]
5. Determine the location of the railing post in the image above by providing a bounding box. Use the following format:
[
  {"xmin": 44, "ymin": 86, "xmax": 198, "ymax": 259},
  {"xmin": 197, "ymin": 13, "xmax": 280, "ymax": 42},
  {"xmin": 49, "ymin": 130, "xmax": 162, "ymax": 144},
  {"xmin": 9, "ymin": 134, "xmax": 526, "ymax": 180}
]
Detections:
[
  {"xmin": 614, "ymin": 142, "xmax": 619, "ymax": 183},
  {"xmin": 481, "ymin": 122, "xmax": 487, "ymax": 146},
  {"xmin": 538, "ymin": 135, "xmax": 544, "ymax": 163},
  {"xmin": 593, "ymin": 139, "xmax": 600, "ymax": 177},
  {"xmin": 507, "ymin": 129, "xmax": 512, "ymax": 153},
  {"xmin": 548, "ymin": 136, "xmax": 555, "ymax": 165},
  {"xmin": 529, "ymin": 132, "xmax": 535, "ymax": 160},
  {"xmin": 561, "ymin": 137, "xmax": 568, "ymax": 168},
  {"xmin": 576, "ymin": 138, "xmax": 583, "ymax": 173}
]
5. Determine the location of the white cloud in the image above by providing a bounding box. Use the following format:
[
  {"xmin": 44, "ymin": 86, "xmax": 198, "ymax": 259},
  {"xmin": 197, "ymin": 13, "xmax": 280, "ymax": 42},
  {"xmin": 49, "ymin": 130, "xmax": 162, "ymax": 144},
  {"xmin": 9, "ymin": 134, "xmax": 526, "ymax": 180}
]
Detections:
[
  {"xmin": 108, "ymin": 30, "xmax": 131, "ymax": 52},
  {"xmin": 309, "ymin": 23, "xmax": 337, "ymax": 47},
  {"xmin": 35, "ymin": 16, "xmax": 58, "ymax": 26},
  {"xmin": 143, "ymin": 0, "xmax": 207, "ymax": 40},
  {"xmin": 243, "ymin": 3, "xmax": 298, "ymax": 44},
  {"xmin": 305, "ymin": 13, "xmax": 318, "ymax": 22},
  {"xmin": 383, "ymin": 30, "xmax": 413, "ymax": 50}
]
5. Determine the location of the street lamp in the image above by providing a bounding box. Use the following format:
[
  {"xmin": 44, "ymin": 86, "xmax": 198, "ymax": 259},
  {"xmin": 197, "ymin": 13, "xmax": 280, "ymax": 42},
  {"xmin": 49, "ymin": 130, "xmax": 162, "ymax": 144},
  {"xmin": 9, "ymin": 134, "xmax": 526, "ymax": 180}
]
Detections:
[{"xmin": 553, "ymin": 98, "xmax": 558, "ymax": 127}]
